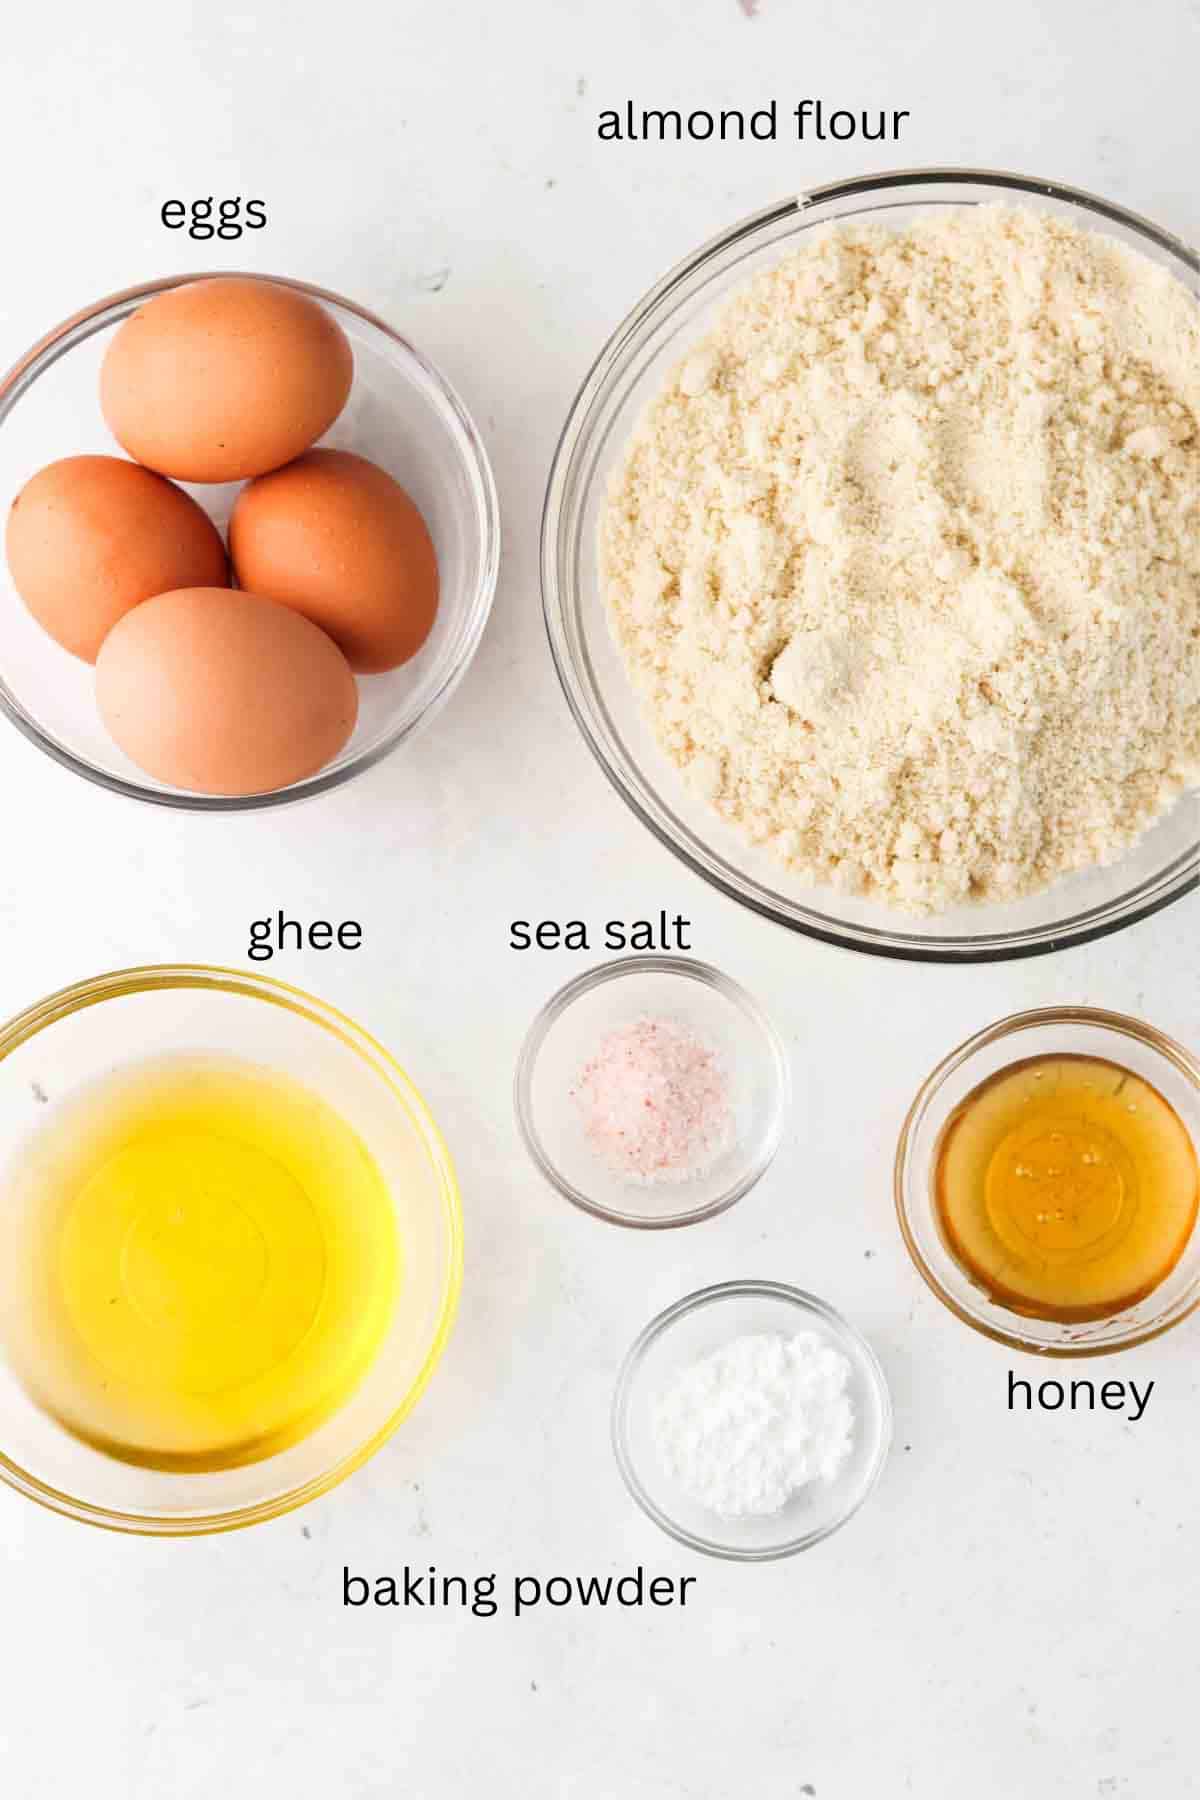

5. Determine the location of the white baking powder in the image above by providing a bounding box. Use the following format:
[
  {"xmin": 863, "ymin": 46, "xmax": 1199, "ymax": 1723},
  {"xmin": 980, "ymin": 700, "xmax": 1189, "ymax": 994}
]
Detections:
[{"xmin": 652, "ymin": 1330, "xmax": 854, "ymax": 1517}]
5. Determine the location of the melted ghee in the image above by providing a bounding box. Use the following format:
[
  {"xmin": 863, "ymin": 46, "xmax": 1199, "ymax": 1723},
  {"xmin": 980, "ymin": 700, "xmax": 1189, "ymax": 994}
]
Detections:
[
  {"xmin": 934, "ymin": 1054, "xmax": 1198, "ymax": 1322},
  {"xmin": 0, "ymin": 1055, "xmax": 398, "ymax": 1470}
]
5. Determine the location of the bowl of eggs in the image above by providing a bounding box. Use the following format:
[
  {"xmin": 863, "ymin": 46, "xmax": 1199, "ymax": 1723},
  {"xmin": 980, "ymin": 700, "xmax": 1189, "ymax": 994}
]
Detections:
[{"xmin": 0, "ymin": 273, "xmax": 499, "ymax": 807}]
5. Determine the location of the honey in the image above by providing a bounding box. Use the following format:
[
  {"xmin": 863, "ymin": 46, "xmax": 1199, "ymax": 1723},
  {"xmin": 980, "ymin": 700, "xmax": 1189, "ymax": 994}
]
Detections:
[
  {"xmin": 934, "ymin": 1054, "xmax": 1198, "ymax": 1322},
  {"xmin": 0, "ymin": 1054, "xmax": 399, "ymax": 1471}
]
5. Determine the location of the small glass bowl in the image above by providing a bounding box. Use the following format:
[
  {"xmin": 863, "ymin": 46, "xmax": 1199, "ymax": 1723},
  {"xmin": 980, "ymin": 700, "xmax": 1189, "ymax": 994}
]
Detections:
[
  {"xmin": 613, "ymin": 1281, "xmax": 892, "ymax": 1560},
  {"xmin": 895, "ymin": 1006, "xmax": 1200, "ymax": 1356},
  {"xmin": 514, "ymin": 956, "xmax": 788, "ymax": 1228},
  {"xmin": 0, "ymin": 272, "xmax": 500, "ymax": 809},
  {"xmin": 542, "ymin": 168, "xmax": 1200, "ymax": 961},
  {"xmin": 0, "ymin": 966, "xmax": 463, "ymax": 1533}
]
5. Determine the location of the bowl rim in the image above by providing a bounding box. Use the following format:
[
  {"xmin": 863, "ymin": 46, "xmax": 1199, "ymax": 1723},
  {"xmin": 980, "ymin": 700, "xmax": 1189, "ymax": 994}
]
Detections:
[
  {"xmin": 0, "ymin": 269, "xmax": 501, "ymax": 812},
  {"xmin": 540, "ymin": 165, "xmax": 1200, "ymax": 964},
  {"xmin": 611, "ymin": 1278, "xmax": 893, "ymax": 1560},
  {"xmin": 0, "ymin": 962, "xmax": 464, "ymax": 1534},
  {"xmin": 513, "ymin": 953, "xmax": 790, "ymax": 1229},
  {"xmin": 894, "ymin": 1003, "xmax": 1200, "ymax": 1357}
]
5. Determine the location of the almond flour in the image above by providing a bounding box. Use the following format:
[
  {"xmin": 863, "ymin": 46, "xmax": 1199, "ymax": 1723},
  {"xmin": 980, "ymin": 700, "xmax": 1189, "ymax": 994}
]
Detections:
[{"xmin": 602, "ymin": 207, "xmax": 1200, "ymax": 912}]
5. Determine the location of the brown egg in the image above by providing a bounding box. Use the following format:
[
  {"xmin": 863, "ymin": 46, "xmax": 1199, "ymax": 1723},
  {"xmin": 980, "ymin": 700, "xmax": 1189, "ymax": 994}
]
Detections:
[
  {"xmin": 95, "ymin": 588, "xmax": 358, "ymax": 796},
  {"xmin": 229, "ymin": 448, "xmax": 438, "ymax": 673},
  {"xmin": 100, "ymin": 278, "xmax": 353, "ymax": 483},
  {"xmin": 6, "ymin": 456, "xmax": 227, "ymax": 662}
]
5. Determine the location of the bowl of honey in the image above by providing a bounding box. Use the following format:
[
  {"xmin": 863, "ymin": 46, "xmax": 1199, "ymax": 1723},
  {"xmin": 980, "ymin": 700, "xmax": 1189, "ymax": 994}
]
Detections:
[
  {"xmin": 0, "ymin": 966, "xmax": 462, "ymax": 1532},
  {"xmin": 895, "ymin": 1007, "xmax": 1200, "ymax": 1355}
]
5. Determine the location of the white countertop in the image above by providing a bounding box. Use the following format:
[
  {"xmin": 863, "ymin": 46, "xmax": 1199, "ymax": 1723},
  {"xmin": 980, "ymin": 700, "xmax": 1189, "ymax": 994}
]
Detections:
[{"xmin": 3, "ymin": 2, "xmax": 1200, "ymax": 1794}]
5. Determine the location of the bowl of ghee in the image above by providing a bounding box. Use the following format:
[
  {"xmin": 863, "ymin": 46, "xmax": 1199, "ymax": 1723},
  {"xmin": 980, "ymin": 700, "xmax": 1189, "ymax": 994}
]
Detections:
[
  {"xmin": 896, "ymin": 1006, "xmax": 1200, "ymax": 1355},
  {"xmin": 0, "ymin": 966, "xmax": 462, "ymax": 1532}
]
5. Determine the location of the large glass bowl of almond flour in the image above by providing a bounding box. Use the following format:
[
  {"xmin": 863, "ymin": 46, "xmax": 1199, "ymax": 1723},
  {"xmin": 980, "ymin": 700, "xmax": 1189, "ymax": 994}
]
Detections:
[{"xmin": 543, "ymin": 170, "xmax": 1200, "ymax": 962}]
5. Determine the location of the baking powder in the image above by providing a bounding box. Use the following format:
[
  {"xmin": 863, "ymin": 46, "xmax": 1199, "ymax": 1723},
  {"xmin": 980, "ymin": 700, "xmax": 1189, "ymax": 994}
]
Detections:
[{"xmin": 653, "ymin": 1331, "xmax": 855, "ymax": 1517}]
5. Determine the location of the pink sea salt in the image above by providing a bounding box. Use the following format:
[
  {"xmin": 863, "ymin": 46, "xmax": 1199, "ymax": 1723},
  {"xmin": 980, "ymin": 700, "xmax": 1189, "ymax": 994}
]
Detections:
[{"xmin": 570, "ymin": 1015, "xmax": 734, "ymax": 1185}]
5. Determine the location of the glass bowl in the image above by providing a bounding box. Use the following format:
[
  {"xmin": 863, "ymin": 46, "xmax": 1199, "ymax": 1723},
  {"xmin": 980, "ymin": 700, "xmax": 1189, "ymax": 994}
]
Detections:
[
  {"xmin": 0, "ymin": 965, "xmax": 462, "ymax": 1533},
  {"xmin": 612, "ymin": 1280, "xmax": 891, "ymax": 1560},
  {"xmin": 0, "ymin": 272, "xmax": 499, "ymax": 809},
  {"xmin": 514, "ymin": 955, "xmax": 788, "ymax": 1228},
  {"xmin": 542, "ymin": 167, "xmax": 1200, "ymax": 962},
  {"xmin": 895, "ymin": 1006, "xmax": 1200, "ymax": 1356}
]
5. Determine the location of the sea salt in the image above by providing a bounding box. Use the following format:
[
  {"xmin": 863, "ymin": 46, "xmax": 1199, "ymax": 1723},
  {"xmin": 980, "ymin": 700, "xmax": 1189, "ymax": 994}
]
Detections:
[
  {"xmin": 653, "ymin": 1331, "xmax": 855, "ymax": 1518},
  {"xmin": 570, "ymin": 1015, "xmax": 733, "ymax": 1185}
]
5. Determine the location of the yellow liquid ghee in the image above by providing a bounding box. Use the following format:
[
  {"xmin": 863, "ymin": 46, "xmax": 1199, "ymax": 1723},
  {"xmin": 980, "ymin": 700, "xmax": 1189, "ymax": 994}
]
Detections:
[{"xmin": 0, "ymin": 1055, "xmax": 399, "ymax": 1470}]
